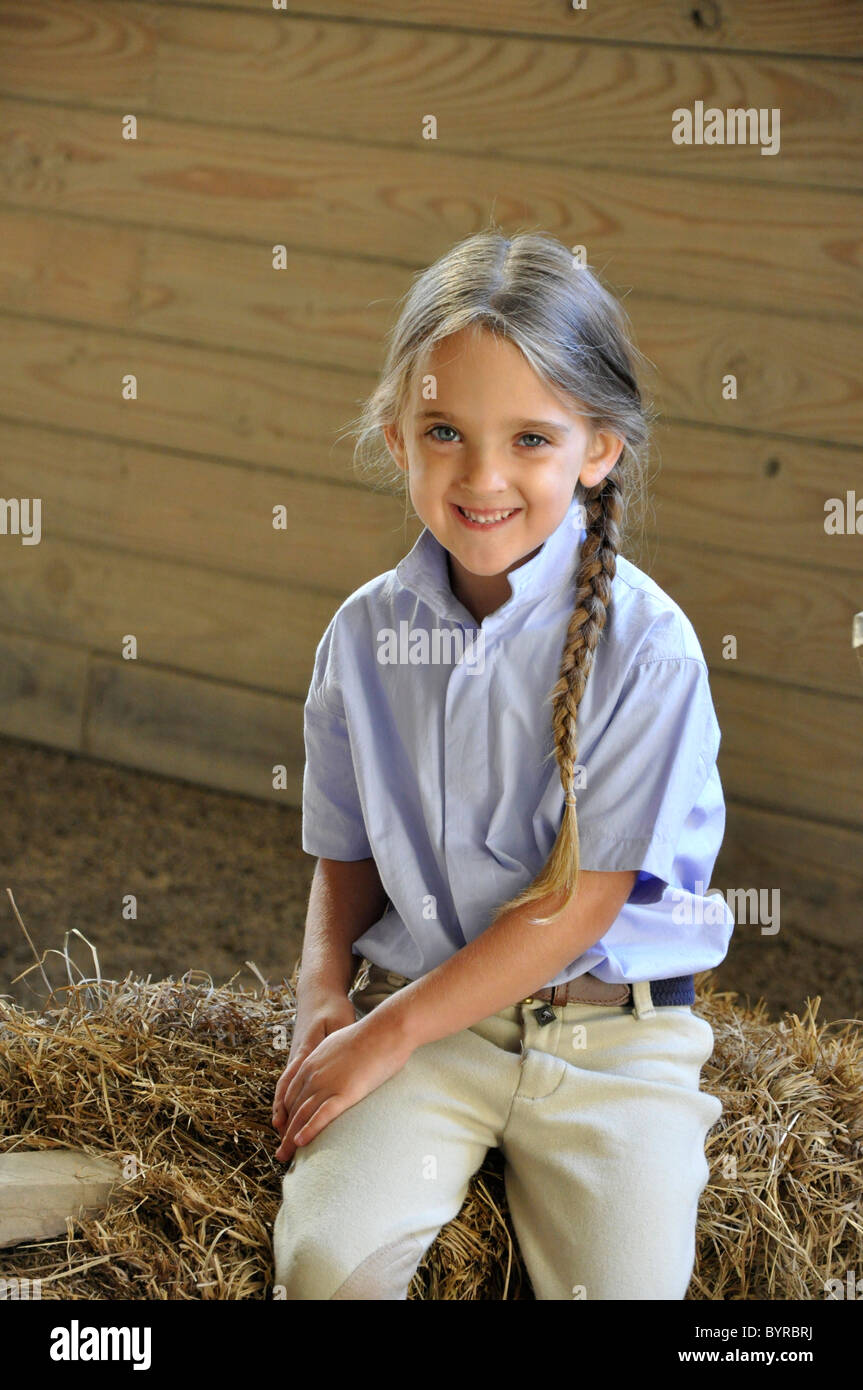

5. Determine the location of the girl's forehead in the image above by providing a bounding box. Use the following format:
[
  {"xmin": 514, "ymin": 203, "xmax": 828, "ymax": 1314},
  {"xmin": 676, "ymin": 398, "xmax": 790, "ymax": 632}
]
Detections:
[
  {"xmin": 419, "ymin": 325, "xmax": 516, "ymax": 367},
  {"xmin": 407, "ymin": 343, "xmax": 583, "ymax": 426},
  {"xmin": 413, "ymin": 333, "xmax": 556, "ymax": 395}
]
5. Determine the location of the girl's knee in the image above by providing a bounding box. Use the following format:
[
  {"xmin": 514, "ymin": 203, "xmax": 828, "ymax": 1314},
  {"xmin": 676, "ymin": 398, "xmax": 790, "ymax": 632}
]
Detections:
[
  {"xmin": 330, "ymin": 1233, "xmax": 427, "ymax": 1299},
  {"xmin": 272, "ymin": 1202, "xmax": 348, "ymax": 1299},
  {"xmin": 273, "ymin": 1222, "xmax": 426, "ymax": 1301}
]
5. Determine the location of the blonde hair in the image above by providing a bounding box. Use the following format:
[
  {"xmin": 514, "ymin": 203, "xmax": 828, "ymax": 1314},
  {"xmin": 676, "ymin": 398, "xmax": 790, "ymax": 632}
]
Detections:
[{"xmin": 340, "ymin": 220, "xmax": 658, "ymax": 927}]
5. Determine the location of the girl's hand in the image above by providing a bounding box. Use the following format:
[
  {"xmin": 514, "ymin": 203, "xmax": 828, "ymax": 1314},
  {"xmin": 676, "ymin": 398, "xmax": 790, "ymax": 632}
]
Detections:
[
  {"xmin": 273, "ymin": 1009, "xmax": 414, "ymax": 1164},
  {"xmin": 272, "ymin": 989, "xmax": 357, "ymax": 1138}
]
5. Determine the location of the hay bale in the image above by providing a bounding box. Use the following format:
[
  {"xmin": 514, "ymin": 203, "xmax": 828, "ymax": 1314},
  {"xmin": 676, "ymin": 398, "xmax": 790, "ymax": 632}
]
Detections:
[{"xmin": 0, "ymin": 959, "xmax": 860, "ymax": 1300}]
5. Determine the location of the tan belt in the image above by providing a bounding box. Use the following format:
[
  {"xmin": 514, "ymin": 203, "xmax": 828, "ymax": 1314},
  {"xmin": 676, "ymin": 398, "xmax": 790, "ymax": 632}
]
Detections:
[
  {"xmin": 524, "ymin": 974, "xmax": 632, "ymax": 1007},
  {"xmin": 365, "ymin": 964, "xmax": 630, "ymax": 1009}
]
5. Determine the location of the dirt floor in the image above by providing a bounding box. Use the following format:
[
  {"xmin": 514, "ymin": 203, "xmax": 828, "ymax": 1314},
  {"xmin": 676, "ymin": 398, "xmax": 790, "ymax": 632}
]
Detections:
[{"xmin": 1, "ymin": 735, "xmax": 860, "ymax": 1023}]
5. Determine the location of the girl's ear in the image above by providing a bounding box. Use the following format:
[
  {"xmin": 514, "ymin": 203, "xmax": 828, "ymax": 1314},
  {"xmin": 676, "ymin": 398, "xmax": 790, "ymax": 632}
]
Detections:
[
  {"xmin": 579, "ymin": 428, "xmax": 625, "ymax": 490},
  {"xmin": 383, "ymin": 422, "xmax": 408, "ymax": 473}
]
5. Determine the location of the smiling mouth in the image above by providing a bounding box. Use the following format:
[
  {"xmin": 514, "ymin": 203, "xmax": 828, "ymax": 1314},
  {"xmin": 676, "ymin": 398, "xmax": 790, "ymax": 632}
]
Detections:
[{"xmin": 451, "ymin": 503, "xmax": 520, "ymax": 528}]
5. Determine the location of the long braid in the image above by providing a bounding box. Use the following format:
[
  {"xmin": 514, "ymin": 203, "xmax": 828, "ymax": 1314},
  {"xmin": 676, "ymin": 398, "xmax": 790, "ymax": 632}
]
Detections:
[
  {"xmin": 492, "ymin": 470, "xmax": 623, "ymax": 927},
  {"xmin": 552, "ymin": 472, "xmax": 622, "ymax": 806}
]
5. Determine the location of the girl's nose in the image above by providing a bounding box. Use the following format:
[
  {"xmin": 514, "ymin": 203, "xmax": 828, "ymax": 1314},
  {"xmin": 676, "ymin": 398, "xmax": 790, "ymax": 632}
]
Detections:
[{"xmin": 459, "ymin": 450, "xmax": 508, "ymax": 491}]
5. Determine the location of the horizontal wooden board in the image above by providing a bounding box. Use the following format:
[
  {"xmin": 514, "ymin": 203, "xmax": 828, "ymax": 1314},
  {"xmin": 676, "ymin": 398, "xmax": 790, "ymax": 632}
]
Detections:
[
  {"xmin": 83, "ymin": 655, "xmax": 306, "ymax": 803},
  {"xmin": 1, "ymin": 98, "xmax": 860, "ymax": 323},
  {"xmin": 644, "ymin": 538, "xmax": 863, "ymax": 699},
  {"xmin": 5, "ymin": 206, "xmax": 863, "ymax": 432},
  {"xmin": 717, "ymin": 798, "xmax": 863, "ymax": 948},
  {"xmin": 638, "ymin": 309, "xmax": 863, "ymax": 440},
  {"xmin": 175, "ymin": 0, "xmax": 863, "ymax": 58},
  {"xmin": 645, "ymin": 419, "xmax": 863, "ymax": 570},
  {"xmin": 1, "ymin": 5, "xmax": 857, "ymax": 188},
  {"xmin": 712, "ymin": 667, "xmax": 863, "ymax": 827},
  {"xmin": 0, "ymin": 419, "xmax": 414, "ymax": 592},
  {"xmin": 0, "ymin": 628, "xmax": 88, "ymax": 750},
  {"xmin": 0, "ymin": 209, "xmax": 141, "ymax": 329},
  {"xmin": 0, "ymin": 534, "xmax": 342, "ymax": 700},
  {"xmin": 0, "ymin": 319, "xmax": 374, "ymax": 490},
  {"xmin": 158, "ymin": 13, "xmax": 862, "ymax": 189}
]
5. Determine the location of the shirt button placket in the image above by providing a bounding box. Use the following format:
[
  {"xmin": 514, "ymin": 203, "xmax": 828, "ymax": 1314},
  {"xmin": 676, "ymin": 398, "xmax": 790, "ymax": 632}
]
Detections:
[{"xmin": 442, "ymin": 626, "xmax": 489, "ymax": 926}]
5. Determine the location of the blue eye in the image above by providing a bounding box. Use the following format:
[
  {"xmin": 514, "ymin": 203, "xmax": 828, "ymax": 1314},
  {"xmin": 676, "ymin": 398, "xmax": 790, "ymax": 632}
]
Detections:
[{"xmin": 425, "ymin": 425, "xmax": 550, "ymax": 448}]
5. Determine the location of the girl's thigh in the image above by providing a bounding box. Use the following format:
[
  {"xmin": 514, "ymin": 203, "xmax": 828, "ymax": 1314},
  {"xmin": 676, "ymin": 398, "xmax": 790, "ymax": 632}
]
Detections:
[
  {"xmin": 501, "ymin": 1005, "xmax": 722, "ymax": 1301},
  {"xmin": 272, "ymin": 989, "xmax": 511, "ymax": 1299}
]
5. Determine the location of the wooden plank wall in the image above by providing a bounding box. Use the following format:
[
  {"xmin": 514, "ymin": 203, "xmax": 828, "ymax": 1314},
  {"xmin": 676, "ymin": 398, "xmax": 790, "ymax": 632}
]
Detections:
[{"xmin": 0, "ymin": 1, "xmax": 861, "ymax": 938}]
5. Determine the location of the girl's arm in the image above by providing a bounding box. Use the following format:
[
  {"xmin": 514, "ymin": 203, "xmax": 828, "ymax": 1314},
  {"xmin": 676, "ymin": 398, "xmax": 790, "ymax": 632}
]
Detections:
[
  {"xmin": 368, "ymin": 868, "xmax": 638, "ymax": 1052},
  {"xmin": 296, "ymin": 856, "xmax": 389, "ymax": 999},
  {"xmin": 275, "ymin": 868, "xmax": 636, "ymax": 1157}
]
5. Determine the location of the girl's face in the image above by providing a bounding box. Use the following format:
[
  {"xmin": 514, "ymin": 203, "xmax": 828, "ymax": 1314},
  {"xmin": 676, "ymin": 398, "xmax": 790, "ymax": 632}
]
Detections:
[{"xmin": 383, "ymin": 324, "xmax": 625, "ymax": 621}]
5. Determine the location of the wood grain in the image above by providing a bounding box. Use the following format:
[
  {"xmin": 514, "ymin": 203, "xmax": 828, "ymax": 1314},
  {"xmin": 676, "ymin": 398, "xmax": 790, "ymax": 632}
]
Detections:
[
  {"xmin": 0, "ymin": 533, "xmax": 343, "ymax": 699},
  {"xmin": 94, "ymin": 0, "xmax": 863, "ymax": 58},
  {"xmin": 0, "ymin": 5, "xmax": 858, "ymax": 185},
  {"xmin": 1, "ymin": 99, "xmax": 860, "ymax": 323},
  {"xmin": 84, "ymin": 655, "xmax": 306, "ymax": 803},
  {"xmin": 716, "ymin": 800, "xmax": 863, "ymax": 950},
  {"xmin": 0, "ymin": 629, "xmax": 88, "ymax": 750}
]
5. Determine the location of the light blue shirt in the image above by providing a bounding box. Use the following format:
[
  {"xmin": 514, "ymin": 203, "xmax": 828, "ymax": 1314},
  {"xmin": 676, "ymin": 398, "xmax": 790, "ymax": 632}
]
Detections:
[{"xmin": 301, "ymin": 495, "xmax": 735, "ymax": 987}]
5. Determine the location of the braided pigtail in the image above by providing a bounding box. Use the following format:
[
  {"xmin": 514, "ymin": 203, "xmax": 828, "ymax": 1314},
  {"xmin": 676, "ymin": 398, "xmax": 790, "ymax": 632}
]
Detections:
[{"xmin": 490, "ymin": 469, "xmax": 623, "ymax": 928}]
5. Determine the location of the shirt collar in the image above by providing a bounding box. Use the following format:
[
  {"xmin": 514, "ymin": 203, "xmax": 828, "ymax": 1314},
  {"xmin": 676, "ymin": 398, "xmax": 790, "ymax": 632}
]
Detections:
[{"xmin": 394, "ymin": 495, "xmax": 587, "ymax": 627}]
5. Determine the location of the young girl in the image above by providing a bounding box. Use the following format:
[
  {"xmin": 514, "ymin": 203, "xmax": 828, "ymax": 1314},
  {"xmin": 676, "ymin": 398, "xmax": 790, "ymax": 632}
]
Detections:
[{"xmin": 270, "ymin": 226, "xmax": 734, "ymax": 1302}]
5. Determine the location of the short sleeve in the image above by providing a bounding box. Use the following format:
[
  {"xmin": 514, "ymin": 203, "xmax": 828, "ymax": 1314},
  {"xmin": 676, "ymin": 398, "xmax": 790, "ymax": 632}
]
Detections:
[
  {"xmin": 575, "ymin": 656, "xmax": 720, "ymax": 905},
  {"xmin": 301, "ymin": 619, "xmax": 373, "ymax": 861}
]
